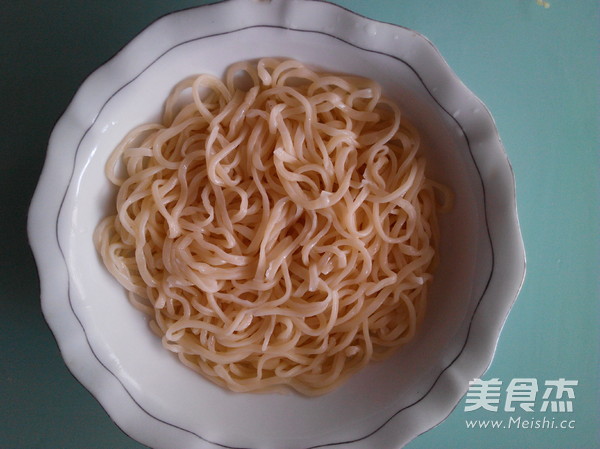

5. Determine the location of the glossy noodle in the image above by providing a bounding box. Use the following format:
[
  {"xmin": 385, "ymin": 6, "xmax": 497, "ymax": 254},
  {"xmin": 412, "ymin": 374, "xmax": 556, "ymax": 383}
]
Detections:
[{"xmin": 94, "ymin": 58, "xmax": 449, "ymax": 395}]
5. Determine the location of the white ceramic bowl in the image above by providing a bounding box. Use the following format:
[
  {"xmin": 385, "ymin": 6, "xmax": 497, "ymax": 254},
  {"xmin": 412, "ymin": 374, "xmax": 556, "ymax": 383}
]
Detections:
[{"xmin": 28, "ymin": 1, "xmax": 525, "ymax": 448}]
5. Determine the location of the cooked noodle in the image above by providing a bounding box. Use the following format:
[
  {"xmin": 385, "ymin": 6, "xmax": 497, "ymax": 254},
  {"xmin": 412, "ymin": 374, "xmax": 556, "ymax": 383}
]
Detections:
[{"xmin": 94, "ymin": 58, "xmax": 449, "ymax": 396}]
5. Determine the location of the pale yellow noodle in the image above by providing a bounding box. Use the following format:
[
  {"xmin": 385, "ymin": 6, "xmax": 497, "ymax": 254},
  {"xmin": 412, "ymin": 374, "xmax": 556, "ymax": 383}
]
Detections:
[{"xmin": 94, "ymin": 58, "xmax": 450, "ymax": 396}]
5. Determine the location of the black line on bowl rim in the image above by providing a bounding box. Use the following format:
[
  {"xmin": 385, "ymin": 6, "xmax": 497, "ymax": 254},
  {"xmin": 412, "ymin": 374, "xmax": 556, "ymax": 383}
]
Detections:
[{"xmin": 51, "ymin": 16, "xmax": 502, "ymax": 449}]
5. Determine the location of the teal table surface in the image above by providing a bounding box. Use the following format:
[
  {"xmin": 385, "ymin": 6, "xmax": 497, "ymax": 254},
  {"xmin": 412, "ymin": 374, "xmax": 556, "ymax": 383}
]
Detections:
[{"xmin": 2, "ymin": 1, "xmax": 598, "ymax": 448}]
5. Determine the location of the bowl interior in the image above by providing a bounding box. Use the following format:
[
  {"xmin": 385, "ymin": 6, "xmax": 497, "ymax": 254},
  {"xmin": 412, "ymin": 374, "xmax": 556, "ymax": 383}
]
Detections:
[{"xmin": 59, "ymin": 26, "xmax": 491, "ymax": 447}]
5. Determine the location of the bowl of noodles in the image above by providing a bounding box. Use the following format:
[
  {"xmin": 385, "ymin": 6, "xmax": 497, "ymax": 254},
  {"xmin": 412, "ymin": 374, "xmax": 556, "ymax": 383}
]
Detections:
[{"xmin": 28, "ymin": 1, "xmax": 525, "ymax": 448}]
